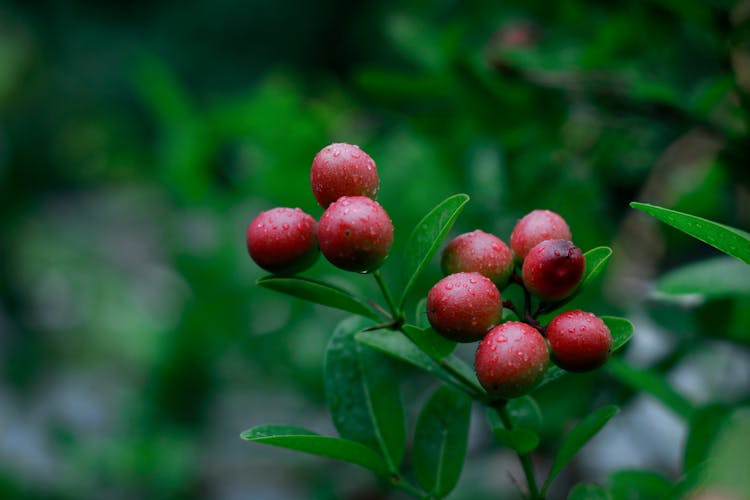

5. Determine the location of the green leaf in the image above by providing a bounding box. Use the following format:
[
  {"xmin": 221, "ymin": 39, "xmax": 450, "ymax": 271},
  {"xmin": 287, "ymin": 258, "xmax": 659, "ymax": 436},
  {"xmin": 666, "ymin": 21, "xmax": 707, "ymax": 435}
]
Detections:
[
  {"xmin": 542, "ymin": 405, "xmax": 620, "ymax": 494},
  {"xmin": 241, "ymin": 425, "xmax": 389, "ymax": 477},
  {"xmin": 601, "ymin": 316, "xmax": 634, "ymax": 352},
  {"xmin": 536, "ymin": 364, "xmax": 567, "ymax": 390},
  {"xmin": 413, "ymin": 386, "xmax": 472, "ymax": 497},
  {"xmin": 325, "ymin": 317, "xmax": 406, "ymax": 471},
  {"xmin": 442, "ymin": 354, "xmax": 486, "ymax": 397},
  {"xmin": 355, "ymin": 329, "xmax": 483, "ymax": 399},
  {"xmin": 506, "ymin": 395, "xmax": 543, "ymax": 432},
  {"xmin": 257, "ymin": 276, "xmax": 379, "ymax": 320},
  {"xmin": 399, "ymin": 193, "xmax": 470, "ymax": 308},
  {"xmin": 609, "ymin": 470, "xmax": 673, "ymax": 499},
  {"xmin": 606, "ymin": 358, "xmax": 693, "ymax": 419},
  {"xmin": 683, "ymin": 404, "xmax": 731, "ymax": 472},
  {"xmin": 486, "ymin": 407, "xmax": 540, "ymax": 454},
  {"xmin": 568, "ymin": 483, "xmax": 612, "ymax": 500},
  {"xmin": 581, "ymin": 246, "xmax": 613, "ymax": 288},
  {"xmin": 402, "ymin": 324, "xmax": 456, "ymax": 360},
  {"xmin": 631, "ymin": 202, "xmax": 750, "ymax": 265},
  {"xmin": 415, "ymin": 297, "xmax": 430, "ymax": 328},
  {"xmin": 655, "ymin": 256, "xmax": 750, "ymax": 301}
]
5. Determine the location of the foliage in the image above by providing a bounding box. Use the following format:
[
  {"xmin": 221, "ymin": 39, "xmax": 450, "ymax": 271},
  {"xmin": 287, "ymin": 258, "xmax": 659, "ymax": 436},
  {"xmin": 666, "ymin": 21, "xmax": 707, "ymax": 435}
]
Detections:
[{"xmin": 0, "ymin": 0, "xmax": 748, "ymax": 498}]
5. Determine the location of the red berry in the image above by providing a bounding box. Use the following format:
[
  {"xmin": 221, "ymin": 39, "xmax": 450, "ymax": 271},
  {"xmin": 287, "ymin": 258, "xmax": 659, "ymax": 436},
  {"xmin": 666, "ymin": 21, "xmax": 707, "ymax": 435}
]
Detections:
[
  {"xmin": 522, "ymin": 239, "xmax": 584, "ymax": 301},
  {"xmin": 246, "ymin": 207, "xmax": 319, "ymax": 274},
  {"xmin": 510, "ymin": 209, "xmax": 571, "ymax": 260},
  {"xmin": 475, "ymin": 322, "xmax": 549, "ymax": 399},
  {"xmin": 427, "ymin": 272, "xmax": 502, "ymax": 342},
  {"xmin": 441, "ymin": 230, "xmax": 514, "ymax": 288},
  {"xmin": 317, "ymin": 196, "xmax": 393, "ymax": 272},
  {"xmin": 546, "ymin": 310, "xmax": 612, "ymax": 372},
  {"xmin": 310, "ymin": 143, "xmax": 379, "ymax": 208}
]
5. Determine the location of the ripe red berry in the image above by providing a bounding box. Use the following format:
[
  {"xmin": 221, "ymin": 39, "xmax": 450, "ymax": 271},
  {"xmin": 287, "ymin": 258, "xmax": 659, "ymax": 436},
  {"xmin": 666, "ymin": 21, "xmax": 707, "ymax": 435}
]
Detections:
[
  {"xmin": 475, "ymin": 321, "xmax": 549, "ymax": 399},
  {"xmin": 317, "ymin": 196, "xmax": 393, "ymax": 272},
  {"xmin": 546, "ymin": 310, "xmax": 612, "ymax": 372},
  {"xmin": 510, "ymin": 209, "xmax": 572, "ymax": 260},
  {"xmin": 427, "ymin": 272, "xmax": 502, "ymax": 343},
  {"xmin": 441, "ymin": 230, "xmax": 514, "ymax": 288},
  {"xmin": 246, "ymin": 207, "xmax": 319, "ymax": 274},
  {"xmin": 522, "ymin": 239, "xmax": 584, "ymax": 301},
  {"xmin": 310, "ymin": 143, "xmax": 379, "ymax": 208}
]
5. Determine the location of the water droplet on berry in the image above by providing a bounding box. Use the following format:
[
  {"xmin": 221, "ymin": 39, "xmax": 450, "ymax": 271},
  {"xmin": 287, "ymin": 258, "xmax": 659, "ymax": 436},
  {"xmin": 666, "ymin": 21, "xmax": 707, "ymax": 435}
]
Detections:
[
  {"xmin": 332, "ymin": 149, "xmax": 341, "ymax": 157},
  {"xmin": 445, "ymin": 284, "xmax": 454, "ymax": 290},
  {"xmin": 496, "ymin": 336, "xmax": 507, "ymax": 343},
  {"xmin": 282, "ymin": 224, "xmax": 289, "ymax": 230},
  {"xmin": 470, "ymin": 278, "xmax": 477, "ymax": 284}
]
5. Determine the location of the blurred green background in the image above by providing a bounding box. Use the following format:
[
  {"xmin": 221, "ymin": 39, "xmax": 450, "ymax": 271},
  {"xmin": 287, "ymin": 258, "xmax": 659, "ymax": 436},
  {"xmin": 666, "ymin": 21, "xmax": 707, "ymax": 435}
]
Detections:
[{"xmin": 1, "ymin": 0, "xmax": 749, "ymax": 498}]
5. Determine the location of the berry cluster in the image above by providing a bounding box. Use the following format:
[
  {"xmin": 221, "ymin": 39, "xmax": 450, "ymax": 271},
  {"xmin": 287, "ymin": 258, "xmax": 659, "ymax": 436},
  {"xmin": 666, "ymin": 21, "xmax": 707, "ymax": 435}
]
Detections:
[
  {"xmin": 246, "ymin": 142, "xmax": 613, "ymax": 404},
  {"xmin": 246, "ymin": 142, "xmax": 394, "ymax": 275},
  {"xmin": 428, "ymin": 209, "xmax": 613, "ymax": 400}
]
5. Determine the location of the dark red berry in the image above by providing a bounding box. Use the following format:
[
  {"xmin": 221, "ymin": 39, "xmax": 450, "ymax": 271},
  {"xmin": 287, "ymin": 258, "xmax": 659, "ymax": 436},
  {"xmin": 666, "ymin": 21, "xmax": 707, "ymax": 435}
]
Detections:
[
  {"xmin": 441, "ymin": 230, "xmax": 514, "ymax": 288},
  {"xmin": 546, "ymin": 310, "xmax": 612, "ymax": 372},
  {"xmin": 475, "ymin": 321, "xmax": 549, "ymax": 399},
  {"xmin": 510, "ymin": 209, "xmax": 572, "ymax": 261},
  {"xmin": 522, "ymin": 239, "xmax": 584, "ymax": 301},
  {"xmin": 427, "ymin": 272, "xmax": 502, "ymax": 342},
  {"xmin": 317, "ymin": 196, "xmax": 393, "ymax": 272},
  {"xmin": 311, "ymin": 143, "xmax": 379, "ymax": 208},
  {"xmin": 246, "ymin": 207, "xmax": 318, "ymax": 274}
]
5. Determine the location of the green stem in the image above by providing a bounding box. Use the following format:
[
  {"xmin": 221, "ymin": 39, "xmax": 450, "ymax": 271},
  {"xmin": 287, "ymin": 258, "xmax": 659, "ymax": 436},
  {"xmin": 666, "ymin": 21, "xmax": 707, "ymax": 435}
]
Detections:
[
  {"xmin": 496, "ymin": 403, "xmax": 542, "ymax": 500},
  {"xmin": 373, "ymin": 270, "xmax": 401, "ymax": 322}
]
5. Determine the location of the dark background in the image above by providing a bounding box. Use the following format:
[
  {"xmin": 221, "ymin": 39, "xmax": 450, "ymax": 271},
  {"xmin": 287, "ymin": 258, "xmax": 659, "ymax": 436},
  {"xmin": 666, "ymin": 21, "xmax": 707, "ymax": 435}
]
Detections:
[{"xmin": 0, "ymin": 0, "xmax": 748, "ymax": 498}]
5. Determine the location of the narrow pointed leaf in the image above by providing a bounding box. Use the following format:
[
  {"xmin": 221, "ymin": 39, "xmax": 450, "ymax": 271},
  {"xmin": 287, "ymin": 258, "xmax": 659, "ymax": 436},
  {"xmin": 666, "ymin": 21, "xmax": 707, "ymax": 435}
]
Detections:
[
  {"xmin": 542, "ymin": 405, "xmax": 620, "ymax": 493},
  {"xmin": 486, "ymin": 408, "xmax": 540, "ymax": 453},
  {"xmin": 535, "ymin": 364, "xmax": 567, "ymax": 390},
  {"xmin": 601, "ymin": 316, "xmax": 634, "ymax": 352},
  {"xmin": 581, "ymin": 246, "xmax": 613, "ymax": 288},
  {"xmin": 415, "ymin": 297, "xmax": 430, "ymax": 328},
  {"xmin": 606, "ymin": 358, "xmax": 693, "ymax": 418},
  {"xmin": 355, "ymin": 329, "xmax": 480, "ymax": 398},
  {"xmin": 400, "ymin": 194, "xmax": 470, "ymax": 308},
  {"xmin": 506, "ymin": 396, "xmax": 543, "ymax": 432},
  {"xmin": 241, "ymin": 425, "xmax": 388, "ymax": 476},
  {"xmin": 655, "ymin": 256, "xmax": 750, "ymax": 300},
  {"xmin": 257, "ymin": 276, "xmax": 379, "ymax": 320},
  {"xmin": 325, "ymin": 317, "xmax": 406, "ymax": 471},
  {"xmin": 442, "ymin": 354, "xmax": 486, "ymax": 397},
  {"xmin": 413, "ymin": 386, "xmax": 472, "ymax": 497},
  {"xmin": 402, "ymin": 324, "xmax": 456, "ymax": 360},
  {"xmin": 631, "ymin": 202, "xmax": 750, "ymax": 265}
]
